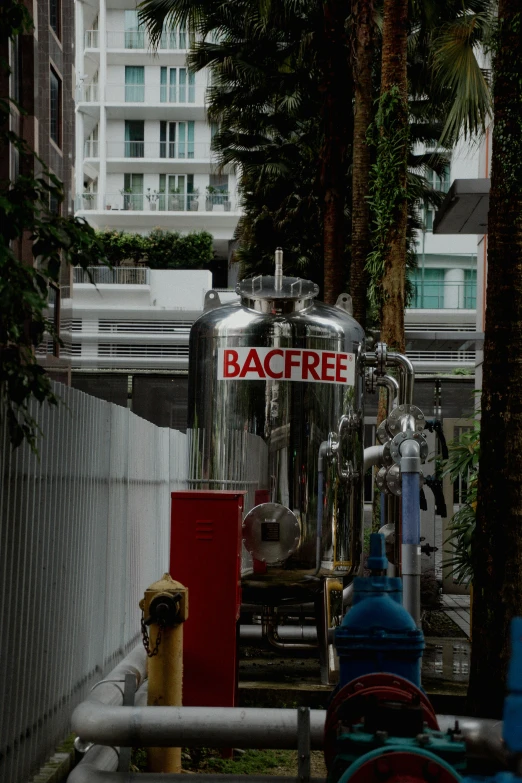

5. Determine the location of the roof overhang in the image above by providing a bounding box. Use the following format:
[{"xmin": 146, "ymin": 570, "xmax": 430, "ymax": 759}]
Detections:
[{"xmin": 433, "ymin": 178, "xmax": 490, "ymax": 235}]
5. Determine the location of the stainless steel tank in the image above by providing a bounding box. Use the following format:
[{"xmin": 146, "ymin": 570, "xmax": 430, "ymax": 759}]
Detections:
[{"xmin": 187, "ymin": 264, "xmax": 365, "ymax": 589}]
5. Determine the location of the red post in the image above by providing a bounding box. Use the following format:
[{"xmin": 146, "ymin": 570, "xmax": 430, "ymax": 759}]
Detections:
[{"xmin": 170, "ymin": 491, "xmax": 244, "ymax": 708}]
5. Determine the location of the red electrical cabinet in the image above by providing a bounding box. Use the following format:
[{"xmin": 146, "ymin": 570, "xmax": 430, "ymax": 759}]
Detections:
[{"xmin": 170, "ymin": 491, "xmax": 245, "ymax": 707}]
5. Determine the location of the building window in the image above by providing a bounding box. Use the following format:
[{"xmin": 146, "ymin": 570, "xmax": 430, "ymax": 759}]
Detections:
[
  {"xmin": 209, "ymin": 174, "xmax": 228, "ymax": 193},
  {"xmin": 408, "ymin": 269, "xmax": 445, "ymax": 309},
  {"xmin": 158, "ymin": 173, "xmax": 194, "ymax": 210},
  {"xmin": 50, "ymin": 68, "xmax": 62, "ymax": 146},
  {"xmin": 125, "ymin": 66, "xmax": 145, "ymax": 102},
  {"xmin": 464, "ymin": 269, "xmax": 477, "ymax": 309},
  {"xmin": 124, "ymin": 10, "xmax": 145, "ymax": 49},
  {"xmin": 123, "ymin": 173, "xmax": 143, "ymax": 210},
  {"xmin": 159, "ymin": 120, "xmax": 194, "ymax": 159},
  {"xmin": 160, "ymin": 67, "xmax": 195, "ymax": 103},
  {"xmin": 125, "ymin": 120, "xmax": 145, "ymax": 158},
  {"xmin": 50, "ymin": 0, "xmax": 61, "ymax": 38}
]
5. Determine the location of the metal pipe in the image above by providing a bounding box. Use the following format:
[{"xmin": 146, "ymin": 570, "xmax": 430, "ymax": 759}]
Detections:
[
  {"xmin": 274, "ymin": 247, "xmax": 283, "ymax": 292},
  {"xmin": 376, "ymin": 374, "xmax": 399, "ymax": 416},
  {"xmin": 72, "ymin": 704, "xmax": 327, "ymax": 749},
  {"xmin": 400, "ymin": 438, "xmax": 421, "ymax": 626},
  {"xmin": 437, "ymin": 716, "xmax": 506, "ymax": 763},
  {"xmin": 364, "ymin": 445, "xmax": 384, "ymax": 473},
  {"xmin": 239, "ymin": 625, "xmax": 318, "ymax": 643},
  {"xmin": 386, "ymin": 352, "xmax": 415, "ymax": 405},
  {"xmin": 70, "ymin": 771, "xmax": 326, "ymax": 783},
  {"xmin": 267, "ymin": 622, "xmax": 317, "ymax": 650}
]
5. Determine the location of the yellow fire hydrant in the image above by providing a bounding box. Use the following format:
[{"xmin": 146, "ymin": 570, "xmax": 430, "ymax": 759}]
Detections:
[{"xmin": 140, "ymin": 573, "xmax": 188, "ymax": 773}]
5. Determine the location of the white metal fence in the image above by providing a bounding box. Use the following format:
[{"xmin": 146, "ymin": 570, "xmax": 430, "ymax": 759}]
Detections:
[{"xmin": 0, "ymin": 383, "xmax": 188, "ymax": 783}]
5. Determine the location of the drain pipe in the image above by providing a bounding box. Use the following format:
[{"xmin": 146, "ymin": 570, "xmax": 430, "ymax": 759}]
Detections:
[{"xmin": 400, "ymin": 437, "xmax": 421, "ymax": 626}]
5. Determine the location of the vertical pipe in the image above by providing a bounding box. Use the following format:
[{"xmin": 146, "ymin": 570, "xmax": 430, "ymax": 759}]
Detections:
[
  {"xmin": 401, "ymin": 441, "xmax": 421, "ymax": 627},
  {"xmin": 274, "ymin": 247, "xmax": 283, "ymax": 292}
]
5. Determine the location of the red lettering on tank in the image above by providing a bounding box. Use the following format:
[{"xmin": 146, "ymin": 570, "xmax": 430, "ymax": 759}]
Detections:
[
  {"xmin": 223, "ymin": 349, "xmax": 240, "ymax": 378},
  {"xmin": 263, "ymin": 349, "xmax": 284, "ymax": 379},
  {"xmin": 335, "ymin": 353, "xmax": 348, "ymax": 383},
  {"xmin": 302, "ymin": 351, "xmax": 320, "ymax": 381},
  {"xmin": 239, "ymin": 348, "xmax": 266, "ymax": 378},
  {"xmin": 284, "ymin": 349, "xmax": 301, "ymax": 379},
  {"xmin": 321, "ymin": 352, "xmax": 336, "ymax": 381}
]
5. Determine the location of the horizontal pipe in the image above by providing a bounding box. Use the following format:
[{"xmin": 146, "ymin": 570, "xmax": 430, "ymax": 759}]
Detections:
[
  {"xmin": 437, "ymin": 715, "xmax": 506, "ymax": 763},
  {"xmin": 239, "ymin": 625, "xmax": 318, "ymax": 642},
  {"xmin": 364, "ymin": 445, "xmax": 384, "ymax": 473},
  {"xmin": 73, "ymin": 704, "xmax": 327, "ymax": 750},
  {"xmin": 70, "ymin": 769, "xmax": 325, "ymax": 783}
]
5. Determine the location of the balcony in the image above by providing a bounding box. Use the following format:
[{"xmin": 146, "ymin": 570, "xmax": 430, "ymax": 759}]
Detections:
[
  {"xmin": 408, "ymin": 281, "xmax": 477, "ymax": 311},
  {"xmin": 84, "ymin": 139, "xmax": 99, "ymax": 158},
  {"xmin": 105, "ymin": 30, "xmax": 191, "ymax": 51},
  {"xmin": 104, "ymin": 191, "xmax": 237, "ymax": 212},
  {"xmin": 76, "ymin": 192, "xmax": 99, "ymax": 210},
  {"xmin": 85, "ymin": 30, "xmax": 99, "ymax": 48},
  {"xmin": 77, "ymin": 82, "xmax": 99, "ymax": 103},
  {"xmin": 105, "ymin": 141, "xmax": 212, "ymax": 161},
  {"xmin": 105, "ymin": 83, "xmax": 205, "ymax": 105},
  {"xmin": 73, "ymin": 267, "xmax": 150, "ymax": 284}
]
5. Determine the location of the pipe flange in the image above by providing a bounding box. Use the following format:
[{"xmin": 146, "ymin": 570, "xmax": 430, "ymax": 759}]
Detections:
[
  {"xmin": 386, "ymin": 404, "xmax": 425, "ymax": 436},
  {"xmin": 365, "ymin": 367, "xmax": 377, "ymax": 395},
  {"xmin": 375, "ymin": 466, "xmax": 390, "ymax": 494},
  {"xmin": 377, "ymin": 420, "xmax": 391, "ymax": 445},
  {"xmin": 382, "ymin": 441, "xmax": 394, "ymax": 467},
  {"xmin": 389, "ymin": 431, "xmax": 428, "ymax": 464},
  {"xmin": 386, "ymin": 464, "xmax": 402, "ymax": 496},
  {"xmin": 375, "ymin": 342, "xmax": 387, "ymax": 376}
]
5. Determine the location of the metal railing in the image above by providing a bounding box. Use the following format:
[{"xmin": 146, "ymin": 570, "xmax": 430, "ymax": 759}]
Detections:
[
  {"xmin": 106, "ymin": 140, "xmax": 212, "ymax": 160},
  {"xmin": 103, "ymin": 192, "xmax": 238, "ymax": 212},
  {"xmin": 0, "ymin": 383, "xmax": 188, "ymax": 783},
  {"xmin": 105, "ymin": 29, "xmax": 191, "ymax": 50},
  {"xmin": 408, "ymin": 281, "xmax": 477, "ymax": 310},
  {"xmin": 84, "ymin": 139, "xmax": 99, "ymax": 158},
  {"xmin": 105, "ymin": 82, "xmax": 205, "ymax": 105},
  {"xmin": 77, "ymin": 82, "xmax": 99, "ymax": 102},
  {"xmin": 84, "ymin": 29, "xmax": 99, "ymax": 48},
  {"xmin": 73, "ymin": 266, "xmax": 150, "ymax": 284},
  {"xmin": 76, "ymin": 192, "xmax": 99, "ymax": 211},
  {"xmin": 407, "ymin": 350, "xmax": 475, "ymax": 363}
]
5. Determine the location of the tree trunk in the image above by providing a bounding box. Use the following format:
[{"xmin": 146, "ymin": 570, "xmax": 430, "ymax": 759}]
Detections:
[
  {"xmin": 320, "ymin": 0, "xmax": 352, "ymax": 304},
  {"xmin": 467, "ymin": 0, "xmax": 522, "ymax": 718},
  {"xmin": 378, "ymin": 0, "xmax": 408, "ymax": 353},
  {"xmin": 350, "ymin": 0, "xmax": 374, "ymax": 328}
]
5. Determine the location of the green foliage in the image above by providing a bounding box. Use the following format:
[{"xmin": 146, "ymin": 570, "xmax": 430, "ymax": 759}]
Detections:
[
  {"xmin": 0, "ymin": 1, "xmax": 107, "ymax": 452},
  {"xmin": 442, "ymin": 424, "xmax": 480, "ymax": 584},
  {"xmin": 95, "ymin": 229, "xmax": 214, "ymax": 270},
  {"xmin": 184, "ymin": 748, "xmax": 288, "ymax": 774},
  {"xmin": 365, "ymin": 86, "xmax": 410, "ymax": 314}
]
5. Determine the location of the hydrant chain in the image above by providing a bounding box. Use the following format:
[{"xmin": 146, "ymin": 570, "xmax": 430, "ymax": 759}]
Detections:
[{"xmin": 141, "ymin": 612, "xmax": 165, "ymax": 657}]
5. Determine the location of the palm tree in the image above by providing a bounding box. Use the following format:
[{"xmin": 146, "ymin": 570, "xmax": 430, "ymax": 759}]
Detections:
[
  {"xmin": 467, "ymin": 0, "xmax": 522, "ymax": 719},
  {"xmin": 350, "ymin": 0, "xmax": 375, "ymax": 327}
]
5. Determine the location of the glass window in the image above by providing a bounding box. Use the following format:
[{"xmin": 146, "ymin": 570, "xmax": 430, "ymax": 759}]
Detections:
[
  {"xmin": 124, "ymin": 120, "xmax": 144, "ymax": 158},
  {"xmin": 125, "ymin": 66, "xmax": 144, "ymax": 102},
  {"xmin": 124, "ymin": 10, "xmax": 144, "ymax": 48},
  {"xmin": 50, "ymin": 68, "xmax": 61, "ymax": 146},
  {"xmin": 209, "ymin": 174, "xmax": 229, "ymax": 193},
  {"xmin": 464, "ymin": 269, "xmax": 477, "ymax": 309},
  {"xmin": 408, "ymin": 268, "xmax": 445, "ymax": 309},
  {"xmin": 50, "ymin": 0, "xmax": 61, "ymax": 37},
  {"xmin": 123, "ymin": 173, "xmax": 143, "ymax": 210}
]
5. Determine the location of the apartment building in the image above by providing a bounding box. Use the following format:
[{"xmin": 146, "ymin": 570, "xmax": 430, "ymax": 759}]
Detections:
[
  {"xmin": 74, "ymin": 0, "xmax": 240, "ymax": 263},
  {"xmin": 1, "ymin": 0, "xmax": 76, "ymax": 382}
]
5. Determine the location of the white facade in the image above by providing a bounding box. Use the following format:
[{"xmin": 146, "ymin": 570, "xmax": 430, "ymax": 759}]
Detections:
[
  {"xmin": 65, "ymin": 267, "xmax": 212, "ymax": 370},
  {"xmin": 74, "ymin": 0, "xmax": 239, "ymax": 259}
]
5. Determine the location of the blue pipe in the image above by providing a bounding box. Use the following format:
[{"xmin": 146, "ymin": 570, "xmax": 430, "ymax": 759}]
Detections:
[{"xmin": 402, "ymin": 472, "xmax": 420, "ymax": 546}]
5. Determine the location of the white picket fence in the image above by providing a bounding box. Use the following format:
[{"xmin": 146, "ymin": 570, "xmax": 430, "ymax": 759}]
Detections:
[{"xmin": 0, "ymin": 383, "xmax": 188, "ymax": 783}]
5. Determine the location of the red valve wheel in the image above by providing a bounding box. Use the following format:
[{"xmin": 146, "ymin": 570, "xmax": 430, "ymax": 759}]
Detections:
[{"xmin": 324, "ymin": 673, "xmax": 439, "ymax": 770}]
